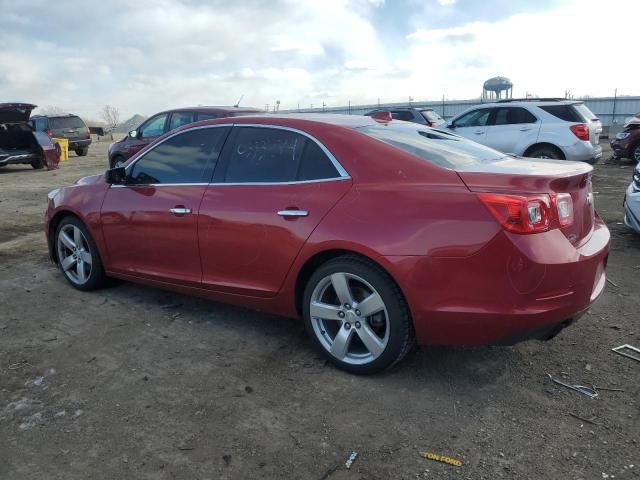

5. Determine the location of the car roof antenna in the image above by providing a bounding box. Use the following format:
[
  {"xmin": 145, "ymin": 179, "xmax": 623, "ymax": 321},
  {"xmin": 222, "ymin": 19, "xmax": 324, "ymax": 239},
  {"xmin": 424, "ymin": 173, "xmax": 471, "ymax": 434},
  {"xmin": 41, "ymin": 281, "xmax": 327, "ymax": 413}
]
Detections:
[{"xmin": 234, "ymin": 95, "xmax": 244, "ymax": 108}]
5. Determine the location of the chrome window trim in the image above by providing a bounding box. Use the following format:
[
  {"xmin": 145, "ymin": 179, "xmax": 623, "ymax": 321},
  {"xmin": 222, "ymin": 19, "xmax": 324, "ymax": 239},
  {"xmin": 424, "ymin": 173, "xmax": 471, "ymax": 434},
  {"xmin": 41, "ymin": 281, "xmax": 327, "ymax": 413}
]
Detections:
[
  {"xmin": 119, "ymin": 123, "xmax": 351, "ymax": 188},
  {"xmin": 110, "ymin": 177, "xmax": 351, "ymax": 189}
]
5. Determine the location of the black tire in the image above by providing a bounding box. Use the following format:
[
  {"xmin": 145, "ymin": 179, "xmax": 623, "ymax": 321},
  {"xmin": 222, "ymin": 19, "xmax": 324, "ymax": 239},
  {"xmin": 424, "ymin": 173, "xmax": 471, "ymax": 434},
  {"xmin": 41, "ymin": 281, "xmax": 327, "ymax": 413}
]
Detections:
[
  {"xmin": 527, "ymin": 145, "xmax": 563, "ymax": 160},
  {"xmin": 55, "ymin": 216, "xmax": 107, "ymax": 291},
  {"xmin": 75, "ymin": 147, "xmax": 89, "ymax": 156},
  {"xmin": 631, "ymin": 143, "xmax": 640, "ymax": 164},
  {"xmin": 302, "ymin": 255, "xmax": 413, "ymax": 375},
  {"xmin": 109, "ymin": 155, "xmax": 126, "ymax": 169},
  {"xmin": 30, "ymin": 157, "xmax": 44, "ymax": 169}
]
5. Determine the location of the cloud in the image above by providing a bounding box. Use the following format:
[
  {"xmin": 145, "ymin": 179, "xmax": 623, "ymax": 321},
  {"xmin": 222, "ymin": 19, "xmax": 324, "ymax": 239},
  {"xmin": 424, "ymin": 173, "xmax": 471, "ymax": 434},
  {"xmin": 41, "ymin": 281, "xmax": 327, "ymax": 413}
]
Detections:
[{"xmin": 0, "ymin": 0, "xmax": 637, "ymax": 120}]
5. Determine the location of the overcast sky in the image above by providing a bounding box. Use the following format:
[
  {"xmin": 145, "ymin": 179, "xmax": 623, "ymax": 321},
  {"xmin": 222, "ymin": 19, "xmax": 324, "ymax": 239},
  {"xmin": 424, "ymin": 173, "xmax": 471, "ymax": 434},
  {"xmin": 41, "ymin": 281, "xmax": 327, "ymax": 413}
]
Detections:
[{"xmin": 1, "ymin": 0, "xmax": 637, "ymax": 120}]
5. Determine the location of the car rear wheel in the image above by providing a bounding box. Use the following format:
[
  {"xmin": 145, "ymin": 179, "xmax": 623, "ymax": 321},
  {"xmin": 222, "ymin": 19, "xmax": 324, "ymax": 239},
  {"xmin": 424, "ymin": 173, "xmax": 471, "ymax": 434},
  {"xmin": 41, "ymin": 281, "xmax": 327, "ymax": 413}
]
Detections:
[
  {"xmin": 527, "ymin": 145, "xmax": 563, "ymax": 160},
  {"xmin": 110, "ymin": 155, "xmax": 126, "ymax": 169},
  {"xmin": 75, "ymin": 147, "xmax": 89, "ymax": 156},
  {"xmin": 30, "ymin": 157, "xmax": 44, "ymax": 169},
  {"xmin": 55, "ymin": 216, "xmax": 106, "ymax": 290},
  {"xmin": 302, "ymin": 256, "xmax": 413, "ymax": 374}
]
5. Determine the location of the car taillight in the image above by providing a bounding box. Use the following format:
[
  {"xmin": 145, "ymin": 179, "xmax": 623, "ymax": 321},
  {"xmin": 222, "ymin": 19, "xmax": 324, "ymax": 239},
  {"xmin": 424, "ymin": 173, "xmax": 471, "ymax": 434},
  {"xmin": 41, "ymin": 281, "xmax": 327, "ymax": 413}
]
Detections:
[
  {"xmin": 45, "ymin": 128, "xmax": 53, "ymax": 137},
  {"xmin": 570, "ymin": 123, "xmax": 590, "ymax": 141},
  {"xmin": 553, "ymin": 193, "xmax": 574, "ymax": 227},
  {"xmin": 477, "ymin": 193, "xmax": 552, "ymax": 234},
  {"xmin": 478, "ymin": 192, "xmax": 576, "ymax": 234}
]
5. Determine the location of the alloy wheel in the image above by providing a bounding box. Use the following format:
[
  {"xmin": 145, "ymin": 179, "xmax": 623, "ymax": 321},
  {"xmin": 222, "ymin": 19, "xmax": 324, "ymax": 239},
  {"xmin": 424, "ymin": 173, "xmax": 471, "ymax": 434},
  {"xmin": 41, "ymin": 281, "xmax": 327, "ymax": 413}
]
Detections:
[
  {"xmin": 309, "ymin": 272, "xmax": 389, "ymax": 365},
  {"xmin": 56, "ymin": 224, "xmax": 93, "ymax": 285},
  {"xmin": 633, "ymin": 146, "xmax": 640, "ymax": 163}
]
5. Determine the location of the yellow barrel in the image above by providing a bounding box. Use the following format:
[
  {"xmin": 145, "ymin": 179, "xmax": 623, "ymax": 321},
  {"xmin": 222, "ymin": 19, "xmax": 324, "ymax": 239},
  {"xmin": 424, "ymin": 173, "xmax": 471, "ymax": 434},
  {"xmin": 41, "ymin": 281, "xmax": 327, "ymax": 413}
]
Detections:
[{"xmin": 52, "ymin": 138, "xmax": 69, "ymax": 161}]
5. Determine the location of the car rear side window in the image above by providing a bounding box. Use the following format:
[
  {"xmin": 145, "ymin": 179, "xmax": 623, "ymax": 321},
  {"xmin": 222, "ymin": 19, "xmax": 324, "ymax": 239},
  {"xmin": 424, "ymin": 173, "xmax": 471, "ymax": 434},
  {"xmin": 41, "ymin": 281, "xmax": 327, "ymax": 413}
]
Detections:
[
  {"xmin": 196, "ymin": 113, "xmax": 218, "ymax": 121},
  {"xmin": 49, "ymin": 116, "xmax": 86, "ymax": 129},
  {"xmin": 128, "ymin": 127, "xmax": 229, "ymax": 185},
  {"xmin": 493, "ymin": 107, "xmax": 537, "ymax": 125},
  {"xmin": 539, "ymin": 105, "xmax": 582, "ymax": 122},
  {"xmin": 297, "ymin": 140, "xmax": 339, "ymax": 180},
  {"xmin": 359, "ymin": 123, "xmax": 506, "ymax": 170},
  {"xmin": 222, "ymin": 127, "xmax": 340, "ymax": 183},
  {"xmin": 168, "ymin": 111, "xmax": 195, "ymax": 131}
]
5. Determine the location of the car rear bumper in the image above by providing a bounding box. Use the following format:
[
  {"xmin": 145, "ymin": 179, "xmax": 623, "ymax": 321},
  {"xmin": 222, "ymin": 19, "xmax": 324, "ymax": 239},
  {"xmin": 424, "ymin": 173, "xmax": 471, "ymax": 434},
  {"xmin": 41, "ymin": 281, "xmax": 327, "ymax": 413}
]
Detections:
[
  {"xmin": 68, "ymin": 139, "xmax": 91, "ymax": 149},
  {"xmin": 563, "ymin": 141, "xmax": 602, "ymax": 164},
  {"xmin": 393, "ymin": 218, "xmax": 610, "ymax": 346}
]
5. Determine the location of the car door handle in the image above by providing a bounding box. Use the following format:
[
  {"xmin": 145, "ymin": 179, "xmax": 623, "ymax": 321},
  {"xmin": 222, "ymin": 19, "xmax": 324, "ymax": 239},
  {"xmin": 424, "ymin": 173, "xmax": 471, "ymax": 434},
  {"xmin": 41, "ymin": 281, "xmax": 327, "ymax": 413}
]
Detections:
[
  {"xmin": 474, "ymin": 130, "xmax": 484, "ymax": 135},
  {"xmin": 277, "ymin": 209, "xmax": 309, "ymax": 217},
  {"xmin": 519, "ymin": 127, "xmax": 532, "ymax": 132},
  {"xmin": 169, "ymin": 207, "xmax": 192, "ymax": 215}
]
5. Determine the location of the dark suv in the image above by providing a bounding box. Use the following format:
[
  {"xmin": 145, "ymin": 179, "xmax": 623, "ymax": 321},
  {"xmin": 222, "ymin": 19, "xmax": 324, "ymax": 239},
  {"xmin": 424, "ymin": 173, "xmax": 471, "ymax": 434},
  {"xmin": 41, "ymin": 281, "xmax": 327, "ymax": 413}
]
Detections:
[
  {"xmin": 30, "ymin": 114, "xmax": 91, "ymax": 156},
  {"xmin": 108, "ymin": 106, "xmax": 262, "ymax": 168},
  {"xmin": 365, "ymin": 107, "xmax": 446, "ymax": 127},
  {"xmin": 611, "ymin": 117, "xmax": 640, "ymax": 163}
]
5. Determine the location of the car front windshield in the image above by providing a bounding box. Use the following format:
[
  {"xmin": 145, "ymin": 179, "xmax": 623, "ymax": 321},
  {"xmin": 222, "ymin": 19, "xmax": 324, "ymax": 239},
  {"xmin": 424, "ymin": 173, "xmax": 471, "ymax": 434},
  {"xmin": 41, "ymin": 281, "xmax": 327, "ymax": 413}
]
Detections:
[{"xmin": 358, "ymin": 123, "xmax": 508, "ymax": 170}]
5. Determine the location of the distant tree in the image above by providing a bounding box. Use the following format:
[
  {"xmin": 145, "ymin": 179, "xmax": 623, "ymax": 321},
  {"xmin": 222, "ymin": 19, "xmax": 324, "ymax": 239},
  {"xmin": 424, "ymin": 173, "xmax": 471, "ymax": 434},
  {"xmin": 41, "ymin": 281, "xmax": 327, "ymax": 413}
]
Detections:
[
  {"xmin": 101, "ymin": 105, "xmax": 120, "ymax": 129},
  {"xmin": 39, "ymin": 105, "xmax": 65, "ymax": 115}
]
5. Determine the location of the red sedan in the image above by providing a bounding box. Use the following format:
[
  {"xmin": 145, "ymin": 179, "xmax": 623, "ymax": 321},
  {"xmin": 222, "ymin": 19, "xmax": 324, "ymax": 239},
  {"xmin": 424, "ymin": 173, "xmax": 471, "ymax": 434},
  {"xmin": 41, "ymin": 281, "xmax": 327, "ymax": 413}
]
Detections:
[{"xmin": 45, "ymin": 114, "xmax": 610, "ymax": 374}]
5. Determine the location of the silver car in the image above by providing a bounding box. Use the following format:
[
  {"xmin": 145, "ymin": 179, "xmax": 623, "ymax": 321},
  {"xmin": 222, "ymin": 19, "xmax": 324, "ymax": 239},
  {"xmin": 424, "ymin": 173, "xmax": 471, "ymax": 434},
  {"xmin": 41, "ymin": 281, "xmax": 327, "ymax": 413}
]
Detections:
[
  {"xmin": 448, "ymin": 99, "xmax": 603, "ymax": 163},
  {"xmin": 624, "ymin": 162, "xmax": 640, "ymax": 233}
]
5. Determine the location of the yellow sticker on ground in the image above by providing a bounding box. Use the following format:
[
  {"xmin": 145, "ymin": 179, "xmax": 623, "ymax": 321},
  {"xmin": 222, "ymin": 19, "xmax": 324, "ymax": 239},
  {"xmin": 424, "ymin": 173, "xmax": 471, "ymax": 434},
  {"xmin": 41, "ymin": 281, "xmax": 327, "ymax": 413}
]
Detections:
[{"xmin": 420, "ymin": 451, "xmax": 463, "ymax": 467}]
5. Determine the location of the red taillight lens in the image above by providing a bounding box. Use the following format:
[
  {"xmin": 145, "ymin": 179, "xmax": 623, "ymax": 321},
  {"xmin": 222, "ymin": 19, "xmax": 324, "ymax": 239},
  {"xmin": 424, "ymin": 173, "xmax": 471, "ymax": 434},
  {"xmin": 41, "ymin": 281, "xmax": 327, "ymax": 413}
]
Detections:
[
  {"xmin": 371, "ymin": 111, "xmax": 392, "ymax": 123},
  {"xmin": 553, "ymin": 193, "xmax": 574, "ymax": 227},
  {"xmin": 477, "ymin": 193, "xmax": 552, "ymax": 234},
  {"xmin": 570, "ymin": 123, "xmax": 590, "ymax": 141}
]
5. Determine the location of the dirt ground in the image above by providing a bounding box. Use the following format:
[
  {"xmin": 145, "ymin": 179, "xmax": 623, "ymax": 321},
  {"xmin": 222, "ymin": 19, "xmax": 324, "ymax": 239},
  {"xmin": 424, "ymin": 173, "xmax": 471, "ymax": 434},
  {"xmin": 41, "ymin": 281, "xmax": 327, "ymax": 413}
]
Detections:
[{"xmin": 0, "ymin": 142, "xmax": 638, "ymax": 480}]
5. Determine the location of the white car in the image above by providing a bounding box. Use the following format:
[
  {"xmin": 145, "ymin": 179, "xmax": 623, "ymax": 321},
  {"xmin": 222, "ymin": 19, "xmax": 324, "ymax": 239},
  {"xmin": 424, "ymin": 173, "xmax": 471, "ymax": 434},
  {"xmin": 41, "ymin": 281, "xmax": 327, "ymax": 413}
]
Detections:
[
  {"xmin": 447, "ymin": 99, "xmax": 603, "ymax": 163},
  {"xmin": 624, "ymin": 162, "xmax": 640, "ymax": 234}
]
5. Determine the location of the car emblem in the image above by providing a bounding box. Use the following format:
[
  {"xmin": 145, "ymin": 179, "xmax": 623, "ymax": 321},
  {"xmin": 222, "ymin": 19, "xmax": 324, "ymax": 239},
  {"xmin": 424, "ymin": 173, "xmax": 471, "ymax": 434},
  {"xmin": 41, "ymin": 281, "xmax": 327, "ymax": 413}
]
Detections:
[{"xmin": 586, "ymin": 192, "xmax": 594, "ymax": 206}]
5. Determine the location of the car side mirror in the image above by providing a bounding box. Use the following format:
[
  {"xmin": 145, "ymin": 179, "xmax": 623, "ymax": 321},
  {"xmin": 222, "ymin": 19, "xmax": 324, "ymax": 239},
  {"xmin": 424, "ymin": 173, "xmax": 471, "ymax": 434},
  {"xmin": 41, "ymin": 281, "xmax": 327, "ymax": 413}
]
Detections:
[
  {"xmin": 129, "ymin": 129, "xmax": 139, "ymax": 139},
  {"xmin": 105, "ymin": 166, "xmax": 127, "ymax": 184}
]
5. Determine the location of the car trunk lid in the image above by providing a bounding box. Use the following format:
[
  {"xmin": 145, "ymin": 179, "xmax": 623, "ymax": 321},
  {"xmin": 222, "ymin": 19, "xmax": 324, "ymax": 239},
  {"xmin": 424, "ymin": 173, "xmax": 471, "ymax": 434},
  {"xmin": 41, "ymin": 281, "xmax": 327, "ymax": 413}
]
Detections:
[
  {"xmin": 0, "ymin": 103, "xmax": 37, "ymax": 124},
  {"xmin": 457, "ymin": 157, "xmax": 595, "ymax": 245}
]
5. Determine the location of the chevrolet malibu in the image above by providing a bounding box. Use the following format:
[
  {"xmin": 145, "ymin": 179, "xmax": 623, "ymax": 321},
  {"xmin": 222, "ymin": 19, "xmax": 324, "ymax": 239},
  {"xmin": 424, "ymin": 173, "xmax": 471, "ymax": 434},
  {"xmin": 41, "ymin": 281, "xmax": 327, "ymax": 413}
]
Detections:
[{"xmin": 45, "ymin": 114, "xmax": 610, "ymax": 374}]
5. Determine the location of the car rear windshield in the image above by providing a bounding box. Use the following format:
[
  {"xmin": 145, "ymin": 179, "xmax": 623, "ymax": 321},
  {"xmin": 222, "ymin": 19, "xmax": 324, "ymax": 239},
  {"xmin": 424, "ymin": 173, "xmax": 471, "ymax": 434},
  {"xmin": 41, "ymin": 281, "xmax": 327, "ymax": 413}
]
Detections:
[
  {"xmin": 539, "ymin": 103, "xmax": 598, "ymax": 123},
  {"xmin": 358, "ymin": 123, "xmax": 507, "ymax": 170},
  {"xmin": 50, "ymin": 116, "xmax": 86, "ymax": 129}
]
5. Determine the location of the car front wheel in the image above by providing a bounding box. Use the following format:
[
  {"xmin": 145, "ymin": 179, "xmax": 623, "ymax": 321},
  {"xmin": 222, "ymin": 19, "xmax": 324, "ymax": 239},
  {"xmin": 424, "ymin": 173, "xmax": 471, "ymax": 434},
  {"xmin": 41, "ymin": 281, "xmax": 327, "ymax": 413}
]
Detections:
[
  {"xmin": 75, "ymin": 147, "xmax": 89, "ymax": 156},
  {"xmin": 55, "ymin": 216, "xmax": 106, "ymax": 290},
  {"xmin": 303, "ymin": 256, "xmax": 413, "ymax": 374},
  {"xmin": 632, "ymin": 143, "xmax": 640, "ymax": 163}
]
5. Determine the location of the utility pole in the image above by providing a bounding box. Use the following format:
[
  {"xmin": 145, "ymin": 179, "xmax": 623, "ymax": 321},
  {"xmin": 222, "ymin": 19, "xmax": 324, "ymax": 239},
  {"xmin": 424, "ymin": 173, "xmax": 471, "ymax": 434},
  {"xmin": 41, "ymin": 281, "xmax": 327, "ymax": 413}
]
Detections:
[
  {"xmin": 322, "ymin": 102, "xmax": 326, "ymax": 113},
  {"xmin": 612, "ymin": 88, "xmax": 618, "ymax": 124},
  {"xmin": 276, "ymin": 100, "xmax": 280, "ymax": 112},
  {"xmin": 408, "ymin": 96, "xmax": 414, "ymax": 106},
  {"xmin": 348, "ymin": 100, "xmax": 351, "ymax": 115}
]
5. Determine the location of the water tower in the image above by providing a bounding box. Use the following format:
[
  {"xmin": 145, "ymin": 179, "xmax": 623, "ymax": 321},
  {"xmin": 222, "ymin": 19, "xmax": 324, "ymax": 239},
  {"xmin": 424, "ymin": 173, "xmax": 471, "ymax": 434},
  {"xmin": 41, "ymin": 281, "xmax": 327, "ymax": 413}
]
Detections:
[{"xmin": 482, "ymin": 76, "xmax": 513, "ymax": 101}]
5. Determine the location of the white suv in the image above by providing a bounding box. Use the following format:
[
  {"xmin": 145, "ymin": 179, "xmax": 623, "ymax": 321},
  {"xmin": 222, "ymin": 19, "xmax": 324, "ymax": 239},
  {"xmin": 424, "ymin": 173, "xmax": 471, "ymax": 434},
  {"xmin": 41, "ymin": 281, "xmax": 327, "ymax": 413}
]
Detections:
[{"xmin": 447, "ymin": 99, "xmax": 603, "ymax": 163}]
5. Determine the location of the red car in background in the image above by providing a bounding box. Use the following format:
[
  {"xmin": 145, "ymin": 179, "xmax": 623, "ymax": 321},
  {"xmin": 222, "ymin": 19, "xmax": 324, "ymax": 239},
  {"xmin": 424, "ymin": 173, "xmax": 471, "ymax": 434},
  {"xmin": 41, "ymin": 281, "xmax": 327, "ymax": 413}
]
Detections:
[
  {"xmin": 107, "ymin": 106, "xmax": 262, "ymax": 168},
  {"xmin": 46, "ymin": 114, "xmax": 609, "ymax": 374}
]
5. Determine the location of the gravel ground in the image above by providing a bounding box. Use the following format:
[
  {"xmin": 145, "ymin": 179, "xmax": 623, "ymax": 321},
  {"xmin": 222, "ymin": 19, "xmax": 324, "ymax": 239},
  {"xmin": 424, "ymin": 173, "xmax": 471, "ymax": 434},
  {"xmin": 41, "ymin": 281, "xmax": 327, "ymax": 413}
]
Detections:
[{"xmin": 0, "ymin": 142, "xmax": 638, "ymax": 480}]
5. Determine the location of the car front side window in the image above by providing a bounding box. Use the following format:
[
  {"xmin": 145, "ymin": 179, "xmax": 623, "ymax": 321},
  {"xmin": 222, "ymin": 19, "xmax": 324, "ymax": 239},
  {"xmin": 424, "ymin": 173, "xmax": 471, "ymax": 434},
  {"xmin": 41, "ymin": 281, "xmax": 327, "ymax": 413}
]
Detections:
[
  {"xmin": 128, "ymin": 127, "xmax": 229, "ymax": 185},
  {"xmin": 139, "ymin": 114, "xmax": 168, "ymax": 138},
  {"xmin": 453, "ymin": 109, "xmax": 490, "ymax": 128}
]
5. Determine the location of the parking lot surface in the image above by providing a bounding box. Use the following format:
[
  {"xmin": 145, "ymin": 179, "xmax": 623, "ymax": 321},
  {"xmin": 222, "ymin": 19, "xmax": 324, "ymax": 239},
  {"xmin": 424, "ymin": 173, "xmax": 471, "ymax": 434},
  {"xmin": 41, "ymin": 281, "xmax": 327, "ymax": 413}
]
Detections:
[{"xmin": 1, "ymin": 143, "xmax": 638, "ymax": 479}]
